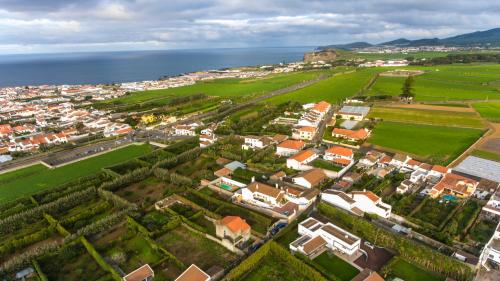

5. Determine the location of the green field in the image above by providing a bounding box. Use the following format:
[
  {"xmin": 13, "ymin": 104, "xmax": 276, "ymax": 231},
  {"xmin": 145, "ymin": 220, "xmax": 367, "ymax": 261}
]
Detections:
[
  {"xmin": 368, "ymin": 106, "xmax": 484, "ymax": 128},
  {"xmin": 98, "ymin": 70, "xmax": 330, "ymax": 107},
  {"xmin": 265, "ymin": 68, "xmax": 382, "ymax": 104},
  {"xmin": 343, "ymin": 50, "xmax": 500, "ymax": 61},
  {"xmin": 384, "ymin": 259, "xmax": 444, "ymax": 281},
  {"xmin": 473, "ymin": 101, "xmax": 500, "ymax": 122},
  {"xmin": 0, "ymin": 144, "xmax": 152, "ymax": 204},
  {"xmin": 368, "ymin": 121, "xmax": 484, "ymax": 165},
  {"xmin": 364, "ymin": 64, "xmax": 500, "ymax": 101},
  {"xmin": 312, "ymin": 252, "xmax": 359, "ymax": 281},
  {"xmin": 366, "ymin": 76, "xmax": 406, "ymax": 97},
  {"xmin": 471, "ymin": 150, "xmax": 500, "ymax": 162}
]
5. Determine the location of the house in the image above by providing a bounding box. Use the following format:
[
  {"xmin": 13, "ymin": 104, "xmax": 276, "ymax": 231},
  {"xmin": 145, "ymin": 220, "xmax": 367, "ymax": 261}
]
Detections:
[
  {"xmin": 270, "ymin": 171, "xmax": 286, "ymax": 182},
  {"xmin": 0, "ymin": 124, "xmax": 13, "ymax": 137},
  {"xmin": 311, "ymin": 101, "xmax": 331, "ymax": 115},
  {"xmin": 224, "ymin": 161, "xmax": 246, "ymax": 172},
  {"xmin": 324, "ymin": 146, "xmax": 353, "ymax": 163},
  {"xmin": 240, "ymin": 181, "xmax": 285, "ymax": 208},
  {"xmin": 173, "ymin": 124, "xmax": 197, "ymax": 136},
  {"xmin": 358, "ymin": 150, "xmax": 385, "ymax": 167},
  {"xmin": 479, "ymin": 222, "xmax": 500, "ymax": 269},
  {"xmin": 292, "ymin": 168, "xmax": 327, "ymax": 188},
  {"xmin": 242, "ymin": 135, "xmax": 272, "ymax": 150},
  {"xmin": 397, "ymin": 180, "xmax": 414, "ymax": 194},
  {"xmin": 429, "ymin": 173, "xmax": 479, "ymax": 198},
  {"xmin": 286, "ymin": 149, "xmax": 318, "ymax": 170},
  {"xmin": 351, "ymin": 269, "xmax": 385, "ymax": 281},
  {"xmin": 483, "ymin": 190, "xmax": 500, "ymax": 218},
  {"xmin": 332, "ymin": 128, "xmax": 370, "ymax": 141},
  {"xmin": 390, "ymin": 153, "xmax": 411, "ymax": 169},
  {"xmin": 276, "ymin": 139, "xmax": 306, "ymax": 156},
  {"xmin": 199, "ymin": 134, "xmax": 217, "ymax": 148},
  {"xmin": 342, "ymin": 172, "xmax": 362, "ymax": 183},
  {"xmin": 175, "ymin": 264, "xmax": 211, "ymax": 281},
  {"xmin": 294, "ymin": 126, "xmax": 316, "ymax": 140},
  {"xmin": 322, "ymin": 189, "xmax": 392, "ymax": 218},
  {"xmin": 290, "ymin": 218, "xmax": 361, "ymax": 258},
  {"xmin": 336, "ymin": 106, "xmax": 370, "ymax": 121},
  {"xmin": 285, "ymin": 186, "xmax": 319, "ymax": 206},
  {"xmin": 429, "ymin": 165, "xmax": 449, "ymax": 178},
  {"xmin": 272, "ymin": 134, "xmax": 289, "ymax": 143},
  {"xmin": 123, "ymin": 264, "xmax": 154, "ymax": 281},
  {"xmin": 215, "ymin": 216, "xmax": 251, "ymax": 246}
]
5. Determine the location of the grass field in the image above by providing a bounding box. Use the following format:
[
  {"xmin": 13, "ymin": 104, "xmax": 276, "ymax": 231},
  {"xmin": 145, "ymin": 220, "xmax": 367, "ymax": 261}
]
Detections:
[
  {"xmin": 471, "ymin": 149, "xmax": 500, "ymax": 162},
  {"xmin": 0, "ymin": 144, "xmax": 152, "ymax": 204},
  {"xmin": 265, "ymin": 68, "xmax": 382, "ymax": 104},
  {"xmin": 366, "ymin": 76, "xmax": 406, "ymax": 97},
  {"xmin": 473, "ymin": 102, "xmax": 500, "ymax": 122},
  {"xmin": 242, "ymin": 252, "xmax": 315, "ymax": 281},
  {"xmin": 368, "ymin": 121, "xmax": 484, "ymax": 165},
  {"xmin": 313, "ymin": 252, "xmax": 359, "ymax": 281},
  {"xmin": 98, "ymin": 70, "xmax": 330, "ymax": 107},
  {"xmin": 385, "ymin": 258, "xmax": 444, "ymax": 281},
  {"xmin": 343, "ymin": 50, "xmax": 500, "ymax": 61},
  {"xmin": 367, "ymin": 106, "xmax": 485, "ymax": 128}
]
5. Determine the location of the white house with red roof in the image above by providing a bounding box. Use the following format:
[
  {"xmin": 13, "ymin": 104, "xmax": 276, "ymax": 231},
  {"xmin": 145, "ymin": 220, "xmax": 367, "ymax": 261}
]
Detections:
[
  {"xmin": 324, "ymin": 146, "xmax": 354, "ymax": 165},
  {"xmin": 286, "ymin": 149, "xmax": 318, "ymax": 170},
  {"xmin": 175, "ymin": 264, "xmax": 211, "ymax": 281},
  {"xmin": 276, "ymin": 139, "xmax": 306, "ymax": 156},
  {"xmin": 332, "ymin": 128, "xmax": 370, "ymax": 141},
  {"xmin": 240, "ymin": 181, "xmax": 286, "ymax": 208},
  {"xmin": 0, "ymin": 124, "xmax": 13, "ymax": 138},
  {"xmin": 429, "ymin": 173, "xmax": 478, "ymax": 198},
  {"xmin": 242, "ymin": 135, "xmax": 272, "ymax": 150},
  {"xmin": 123, "ymin": 264, "xmax": 154, "ymax": 281},
  {"xmin": 215, "ymin": 216, "xmax": 251, "ymax": 247},
  {"xmin": 322, "ymin": 189, "xmax": 392, "ymax": 218}
]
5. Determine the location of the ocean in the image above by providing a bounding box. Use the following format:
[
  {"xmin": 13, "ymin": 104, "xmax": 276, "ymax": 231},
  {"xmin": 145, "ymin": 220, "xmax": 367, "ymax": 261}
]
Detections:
[{"xmin": 0, "ymin": 47, "xmax": 312, "ymax": 87}]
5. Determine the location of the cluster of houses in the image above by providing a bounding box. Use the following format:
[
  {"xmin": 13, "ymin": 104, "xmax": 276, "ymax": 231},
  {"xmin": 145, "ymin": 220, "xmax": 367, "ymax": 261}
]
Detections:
[{"xmin": 359, "ymin": 59, "xmax": 409, "ymax": 67}]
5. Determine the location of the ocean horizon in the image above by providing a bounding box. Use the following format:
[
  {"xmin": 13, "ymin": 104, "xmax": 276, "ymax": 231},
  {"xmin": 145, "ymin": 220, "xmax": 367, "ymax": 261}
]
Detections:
[{"xmin": 0, "ymin": 47, "xmax": 313, "ymax": 87}]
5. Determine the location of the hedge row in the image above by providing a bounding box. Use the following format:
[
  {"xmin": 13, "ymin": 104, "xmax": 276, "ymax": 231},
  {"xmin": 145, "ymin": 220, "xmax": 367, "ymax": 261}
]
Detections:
[
  {"xmin": 81, "ymin": 237, "xmax": 122, "ymax": 281},
  {"xmin": 223, "ymin": 241, "xmax": 327, "ymax": 281}
]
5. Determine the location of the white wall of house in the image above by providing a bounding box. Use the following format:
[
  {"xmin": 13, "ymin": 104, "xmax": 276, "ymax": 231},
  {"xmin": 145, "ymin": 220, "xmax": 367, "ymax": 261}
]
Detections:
[{"xmin": 276, "ymin": 147, "xmax": 300, "ymax": 157}]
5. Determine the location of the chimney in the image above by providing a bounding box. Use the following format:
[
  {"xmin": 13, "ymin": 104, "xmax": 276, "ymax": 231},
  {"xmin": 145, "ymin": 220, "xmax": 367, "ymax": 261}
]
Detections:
[
  {"xmin": 251, "ymin": 176, "xmax": 255, "ymax": 183},
  {"xmin": 275, "ymin": 183, "xmax": 279, "ymax": 189}
]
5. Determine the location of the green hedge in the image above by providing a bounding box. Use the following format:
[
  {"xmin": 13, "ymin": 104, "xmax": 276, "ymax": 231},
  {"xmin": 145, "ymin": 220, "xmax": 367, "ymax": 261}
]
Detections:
[
  {"xmin": 224, "ymin": 241, "xmax": 328, "ymax": 281},
  {"xmin": 317, "ymin": 203, "xmax": 474, "ymax": 281},
  {"xmin": 81, "ymin": 237, "xmax": 122, "ymax": 281},
  {"xmin": 32, "ymin": 260, "xmax": 48, "ymax": 281}
]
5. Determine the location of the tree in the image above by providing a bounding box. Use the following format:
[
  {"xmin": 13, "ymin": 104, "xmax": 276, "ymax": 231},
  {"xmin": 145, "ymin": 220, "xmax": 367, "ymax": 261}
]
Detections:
[{"xmin": 400, "ymin": 76, "xmax": 415, "ymax": 100}]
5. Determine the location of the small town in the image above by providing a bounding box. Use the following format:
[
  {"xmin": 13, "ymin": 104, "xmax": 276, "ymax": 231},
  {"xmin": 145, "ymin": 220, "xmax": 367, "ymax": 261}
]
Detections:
[{"xmin": 1, "ymin": 1, "xmax": 500, "ymax": 281}]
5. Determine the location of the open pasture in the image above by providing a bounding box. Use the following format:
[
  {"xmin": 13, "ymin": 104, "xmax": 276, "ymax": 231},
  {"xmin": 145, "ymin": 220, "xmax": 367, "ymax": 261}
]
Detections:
[
  {"xmin": 265, "ymin": 68, "xmax": 382, "ymax": 104},
  {"xmin": 97, "ymin": 70, "xmax": 329, "ymax": 107},
  {"xmin": 368, "ymin": 121, "xmax": 484, "ymax": 165},
  {"xmin": 473, "ymin": 101, "xmax": 500, "ymax": 122},
  {"xmin": 367, "ymin": 106, "xmax": 484, "ymax": 128},
  {"xmin": 0, "ymin": 144, "xmax": 152, "ymax": 204}
]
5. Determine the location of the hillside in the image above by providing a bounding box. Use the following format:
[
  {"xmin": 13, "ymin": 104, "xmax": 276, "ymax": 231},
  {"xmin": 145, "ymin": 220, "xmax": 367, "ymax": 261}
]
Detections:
[{"xmin": 318, "ymin": 27, "xmax": 500, "ymax": 50}]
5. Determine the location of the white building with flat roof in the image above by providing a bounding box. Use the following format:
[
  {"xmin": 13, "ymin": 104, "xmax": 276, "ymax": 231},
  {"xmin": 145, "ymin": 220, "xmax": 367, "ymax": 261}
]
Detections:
[
  {"xmin": 336, "ymin": 106, "xmax": 371, "ymax": 121},
  {"xmin": 290, "ymin": 217, "xmax": 361, "ymax": 258}
]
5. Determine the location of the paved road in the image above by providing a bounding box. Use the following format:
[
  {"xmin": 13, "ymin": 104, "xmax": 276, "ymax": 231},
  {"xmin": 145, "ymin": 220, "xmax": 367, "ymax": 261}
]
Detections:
[{"xmin": 313, "ymin": 106, "xmax": 336, "ymax": 144}]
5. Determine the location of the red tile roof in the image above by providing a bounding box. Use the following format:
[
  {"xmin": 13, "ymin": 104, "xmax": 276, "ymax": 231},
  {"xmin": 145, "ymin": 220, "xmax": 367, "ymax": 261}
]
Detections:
[
  {"xmin": 432, "ymin": 165, "xmax": 448, "ymax": 174},
  {"xmin": 326, "ymin": 146, "xmax": 353, "ymax": 157},
  {"xmin": 352, "ymin": 190, "xmax": 380, "ymax": 202},
  {"xmin": 312, "ymin": 101, "xmax": 331, "ymax": 113},
  {"xmin": 175, "ymin": 264, "xmax": 210, "ymax": 281},
  {"xmin": 123, "ymin": 264, "xmax": 154, "ymax": 281},
  {"xmin": 219, "ymin": 216, "xmax": 250, "ymax": 233},
  {"xmin": 278, "ymin": 140, "xmax": 306, "ymax": 150},
  {"xmin": 289, "ymin": 149, "xmax": 316, "ymax": 162},
  {"xmin": 299, "ymin": 126, "xmax": 316, "ymax": 133}
]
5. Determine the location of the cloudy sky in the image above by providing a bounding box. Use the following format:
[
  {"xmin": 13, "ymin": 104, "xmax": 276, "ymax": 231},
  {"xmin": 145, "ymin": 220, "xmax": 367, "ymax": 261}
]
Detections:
[{"xmin": 0, "ymin": 0, "xmax": 498, "ymax": 54}]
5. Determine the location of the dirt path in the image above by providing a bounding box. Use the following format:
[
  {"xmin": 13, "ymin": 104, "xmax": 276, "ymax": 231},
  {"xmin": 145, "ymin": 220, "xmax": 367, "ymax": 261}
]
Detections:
[{"xmin": 381, "ymin": 103, "xmax": 475, "ymax": 113}]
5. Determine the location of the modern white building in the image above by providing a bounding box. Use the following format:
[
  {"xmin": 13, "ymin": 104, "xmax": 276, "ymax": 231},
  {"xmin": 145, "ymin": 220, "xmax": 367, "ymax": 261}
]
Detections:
[
  {"xmin": 479, "ymin": 222, "xmax": 500, "ymax": 270},
  {"xmin": 290, "ymin": 218, "xmax": 361, "ymax": 258},
  {"xmin": 336, "ymin": 106, "xmax": 370, "ymax": 121},
  {"xmin": 322, "ymin": 189, "xmax": 392, "ymax": 218}
]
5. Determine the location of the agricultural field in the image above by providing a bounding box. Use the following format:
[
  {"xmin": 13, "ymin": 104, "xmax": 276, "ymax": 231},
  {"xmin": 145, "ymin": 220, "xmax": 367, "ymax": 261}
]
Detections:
[
  {"xmin": 473, "ymin": 101, "xmax": 500, "ymax": 122},
  {"xmin": 0, "ymin": 144, "xmax": 153, "ymax": 204},
  {"xmin": 265, "ymin": 68, "xmax": 383, "ymax": 104},
  {"xmin": 410, "ymin": 199, "xmax": 458, "ymax": 228},
  {"xmin": 367, "ymin": 106, "xmax": 485, "ymax": 128},
  {"xmin": 383, "ymin": 258, "xmax": 444, "ymax": 281},
  {"xmin": 366, "ymin": 76, "xmax": 406, "ymax": 97},
  {"xmin": 97, "ymin": 70, "xmax": 330, "ymax": 107},
  {"xmin": 156, "ymin": 226, "xmax": 237, "ymax": 271},
  {"xmin": 364, "ymin": 64, "xmax": 500, "ymax": 101},
  {"xmin": 471, "ymin": 149, "xmax": 500, "ymax": 162},
  {"xmin": 368, "ymin": 121, "xmax": 484, "ymax": 165}
]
